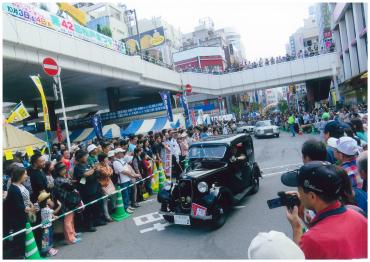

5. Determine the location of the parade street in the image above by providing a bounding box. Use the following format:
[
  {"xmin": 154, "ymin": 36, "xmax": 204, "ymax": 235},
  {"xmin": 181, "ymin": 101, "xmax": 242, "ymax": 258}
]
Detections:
[{"xmin": 53, "ymin": 132, "xmax": 315, "ymax": 259}]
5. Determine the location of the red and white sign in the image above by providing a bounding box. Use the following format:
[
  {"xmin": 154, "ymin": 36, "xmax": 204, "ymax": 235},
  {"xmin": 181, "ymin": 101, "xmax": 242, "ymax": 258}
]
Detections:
[
  {"xmin": 191, "ymin": 203, "xmax": 207, "ymax": 217},
  {"xmin": 218, "ymin": 96, "xmax": 223, "ymax": 101},
  {"xmin": 185, "ymin": 84, "xmax": 192, "ymax": 93},
  {"xmin": 42, "ymin": 57, "xmax": 60, "ymax": 76}
]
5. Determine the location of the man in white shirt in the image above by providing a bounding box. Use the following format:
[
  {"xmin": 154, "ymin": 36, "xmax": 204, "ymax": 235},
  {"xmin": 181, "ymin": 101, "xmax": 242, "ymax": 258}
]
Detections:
[
  {"xmin": 112, "ymin": 149, "xmax": 140, "ymax": 213},
  {"xmin": 168, "ymin": 130, "xmax": 182, "ymax": 179}
]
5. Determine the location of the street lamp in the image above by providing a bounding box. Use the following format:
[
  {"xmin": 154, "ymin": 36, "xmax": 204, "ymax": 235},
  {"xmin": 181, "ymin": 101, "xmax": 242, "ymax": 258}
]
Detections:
[{"xmin": 125, "ymin": 9, "xmax": 142, "ymax": 58}]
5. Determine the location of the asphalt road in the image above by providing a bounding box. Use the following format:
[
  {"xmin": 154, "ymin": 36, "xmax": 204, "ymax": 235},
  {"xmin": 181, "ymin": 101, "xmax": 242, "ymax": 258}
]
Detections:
[{"xmin": 54, "ymin": 131, "xmax": 317, "ymax": 259}]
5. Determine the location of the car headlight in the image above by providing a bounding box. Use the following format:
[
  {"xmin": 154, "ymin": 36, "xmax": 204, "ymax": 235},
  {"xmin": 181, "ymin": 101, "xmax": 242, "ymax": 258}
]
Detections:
[
  {"xmin": 164, "ymin": 182, "xmax": 172, "ymax": 191},
  {"xmin": 197, "ymin": 182, "xmax": 208, "ymax": 193}
]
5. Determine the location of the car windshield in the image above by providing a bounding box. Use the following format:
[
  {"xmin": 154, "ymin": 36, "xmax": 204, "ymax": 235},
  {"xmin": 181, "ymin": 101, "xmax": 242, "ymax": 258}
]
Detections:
[
  {"xmin": 256, "ymin": 120, "xmax": 272, "ymax": 127},
  {"xmin": 189, "ymin": 145, "xmax": 227, "ymax": 159}
]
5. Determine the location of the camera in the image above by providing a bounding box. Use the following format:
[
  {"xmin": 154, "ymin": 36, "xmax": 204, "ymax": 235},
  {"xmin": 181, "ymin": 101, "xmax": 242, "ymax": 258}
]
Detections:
[{"xmin": 267, "ymin": 191, "xmax": 301, "ymax": 210}]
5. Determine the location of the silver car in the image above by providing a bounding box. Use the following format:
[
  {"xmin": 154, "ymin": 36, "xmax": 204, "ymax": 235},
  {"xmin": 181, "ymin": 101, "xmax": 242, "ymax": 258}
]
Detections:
[
  {"xmin": 254, "ymin": 120, "xmax": 280, "ymax": 138},
  {"xmin": 236, "ymin": 122, "xmax": 255, "ymax": 133}
]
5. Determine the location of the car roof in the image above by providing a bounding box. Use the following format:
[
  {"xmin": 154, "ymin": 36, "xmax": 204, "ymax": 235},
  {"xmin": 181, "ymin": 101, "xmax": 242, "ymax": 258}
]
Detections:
[{"xmin": 191, "ymin": 134, "xmax": 251, "ymax": 146}]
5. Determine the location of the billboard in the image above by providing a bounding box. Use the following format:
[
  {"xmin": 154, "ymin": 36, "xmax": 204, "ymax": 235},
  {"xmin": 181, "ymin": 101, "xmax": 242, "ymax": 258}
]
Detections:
[
  {"xmin": 124, "ymin": 26, "xmax": 165, "ymax": 54},
  {"xmin": 3, "ymin": 3, "xmax": 126, "ymax": 54}
]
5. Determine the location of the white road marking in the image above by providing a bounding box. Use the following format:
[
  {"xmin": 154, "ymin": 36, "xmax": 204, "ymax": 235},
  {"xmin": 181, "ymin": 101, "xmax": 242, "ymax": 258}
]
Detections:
[
  {"xmin": 262, "ymin": 170, "xmax": 288, "ymax": 178},
  {"xmin": 233, "ymin": 205, "xmax": 246, "ymax": 209},
  {"xmin": 133, "ymin": 212, "xmax": 164, "ymax": 226},
  {"xmin": 139, "ymin": 222, "xmax": 170, "ymax": 234},
  {"xmin": 261, "ymin": 163, "xmax": 300, "ymax": 171}
]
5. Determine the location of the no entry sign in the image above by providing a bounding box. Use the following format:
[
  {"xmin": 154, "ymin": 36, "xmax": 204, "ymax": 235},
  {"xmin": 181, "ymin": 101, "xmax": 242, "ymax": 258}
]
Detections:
[
  {"xmin": 42, "ymin": 57, "xmax": 60, "ymax": 76},
  {"xmin": 185, "ymin": 84, "xmax": 192, "ymax": 93}
]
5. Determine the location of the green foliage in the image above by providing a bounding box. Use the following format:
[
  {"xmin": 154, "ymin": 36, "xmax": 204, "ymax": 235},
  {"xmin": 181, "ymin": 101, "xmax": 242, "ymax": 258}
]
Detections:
[
  {"xmin": 100, "ymin": 26, "xmax": 112, "ymax": 37},
  {"xmin": 278, "ymin": 99, "xmax": 288, "ymax": 113}
]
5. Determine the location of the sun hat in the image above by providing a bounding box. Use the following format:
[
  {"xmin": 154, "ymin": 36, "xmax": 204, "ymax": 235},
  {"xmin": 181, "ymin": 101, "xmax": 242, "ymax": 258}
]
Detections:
[
  {"xmin": 248, "ymin": 231, "xmax": 305, "ymax": 259},
  {"xmin": 336, "ymin": 136, "xmax": 360, "ymax": 156},
  {"xmin": 37, "ymin": 191, "xmax": 51, "ymax": 203},
  {"xmin": 87, "ymin": 144, "xmax": 97, "ymax": 153}
]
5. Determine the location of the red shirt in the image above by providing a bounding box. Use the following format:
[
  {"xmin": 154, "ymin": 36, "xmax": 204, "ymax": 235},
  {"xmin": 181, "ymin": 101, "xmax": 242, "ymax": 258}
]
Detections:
[{"xmin": 299, "ymin": 201, "xmax": 368, "ymax": 259}]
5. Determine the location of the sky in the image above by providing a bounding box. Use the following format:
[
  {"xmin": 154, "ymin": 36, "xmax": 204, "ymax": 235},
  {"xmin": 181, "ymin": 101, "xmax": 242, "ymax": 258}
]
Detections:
[{"xmin": 122, "ymin": 0, "xmax": 315, "ymax": 61}]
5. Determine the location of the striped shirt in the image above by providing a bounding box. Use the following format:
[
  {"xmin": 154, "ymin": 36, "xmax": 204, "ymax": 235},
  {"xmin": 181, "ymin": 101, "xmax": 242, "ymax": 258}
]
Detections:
[{"xmin": 341, "ymin": 159, "xmax": 363, "ymax": 189}]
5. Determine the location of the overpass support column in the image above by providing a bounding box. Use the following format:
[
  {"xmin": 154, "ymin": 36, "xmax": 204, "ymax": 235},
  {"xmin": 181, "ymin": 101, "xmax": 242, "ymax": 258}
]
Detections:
[{"xmin": 106, "ymin": 87, "xmax": 121, "ymax": 112}]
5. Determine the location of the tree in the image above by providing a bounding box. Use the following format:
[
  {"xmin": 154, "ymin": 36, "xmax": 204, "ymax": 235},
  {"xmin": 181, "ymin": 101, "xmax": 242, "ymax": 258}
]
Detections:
[
  {"xmin": 98, "ymin": 25, "xmax": 112, "ymax": 37},
  {"xmin": 101, "ymin": 26, "xmax": 112, "ymax": 37},
  {"xmin": 278, "ymin": 99, "xmax": 288, "ymax": 113},
  {"xmin": 231, "ymin": 105, "xmax": 241, "ymax": 119}
]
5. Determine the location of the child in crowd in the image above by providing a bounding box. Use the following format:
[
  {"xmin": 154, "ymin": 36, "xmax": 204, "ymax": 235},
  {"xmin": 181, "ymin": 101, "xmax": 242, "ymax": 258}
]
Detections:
[{"xmin": 38, "ymin": 191, "xmax": 61, "ymax": 257}]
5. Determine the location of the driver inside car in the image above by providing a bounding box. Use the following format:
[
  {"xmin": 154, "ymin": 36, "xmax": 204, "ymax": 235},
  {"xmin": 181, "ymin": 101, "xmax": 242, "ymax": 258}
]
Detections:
[{"xmin": 231, "ymin": 143, "xmax": 246, "ymax": 162}]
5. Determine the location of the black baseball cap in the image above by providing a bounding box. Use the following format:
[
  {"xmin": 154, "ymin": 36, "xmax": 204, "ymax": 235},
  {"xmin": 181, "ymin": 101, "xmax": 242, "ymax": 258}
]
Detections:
[{"xmin": 281, "ymin": 161, "xmax": 342, "ymax": 196}]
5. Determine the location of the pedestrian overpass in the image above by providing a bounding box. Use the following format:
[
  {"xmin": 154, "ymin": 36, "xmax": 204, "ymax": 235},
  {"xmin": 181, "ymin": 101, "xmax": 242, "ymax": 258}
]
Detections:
[{"xmin": 3, "ymin": 10, "xmax": 339, "ymax": 110}]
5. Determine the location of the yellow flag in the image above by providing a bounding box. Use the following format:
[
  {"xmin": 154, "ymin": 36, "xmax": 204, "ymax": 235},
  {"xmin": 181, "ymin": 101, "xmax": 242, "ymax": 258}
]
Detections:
[
  {"xmin": 6, "ymin": 101, "xmax": 30, "ymax": 124},
  {"xmin": 25, "ymin": 146, "xmax": 34, "ymax": 157},
  {"xmin": 4, "ymin": 150, "xmax": 13, "ymax": 160},
  {"xmin": 30, "ymin": 76, "xmax": 51, "ymax": 131}
]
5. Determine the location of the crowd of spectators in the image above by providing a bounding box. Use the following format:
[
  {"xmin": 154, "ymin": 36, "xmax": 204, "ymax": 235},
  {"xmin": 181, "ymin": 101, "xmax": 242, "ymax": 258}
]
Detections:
[{"xmin": 2, "ymin": 121, "xmax": 240, "ymax": 259}]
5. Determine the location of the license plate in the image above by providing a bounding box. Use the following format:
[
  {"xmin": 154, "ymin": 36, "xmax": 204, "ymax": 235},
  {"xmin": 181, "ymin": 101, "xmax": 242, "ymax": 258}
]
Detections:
[
  {"xmin": 174, "ymin": 215, "xmax": 190, "ymax": 225},
  {"xmin": 266, "ymin": 133, "xmax": 273, "ymax": 135}
]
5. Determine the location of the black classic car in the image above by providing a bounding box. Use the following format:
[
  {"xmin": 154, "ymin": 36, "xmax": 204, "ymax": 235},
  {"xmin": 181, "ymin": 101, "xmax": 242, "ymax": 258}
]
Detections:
[{"xmin": 158, "ymin": 134, "xmax": 261, "ymax": 228}]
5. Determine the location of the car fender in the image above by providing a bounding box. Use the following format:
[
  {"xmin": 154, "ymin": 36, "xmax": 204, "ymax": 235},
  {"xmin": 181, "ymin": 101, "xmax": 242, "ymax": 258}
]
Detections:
[
  {"xmin": 253, "ymin": 163, "xmax": 262, "ymax": 178},
  {"xmin": 157, "ymin": 188, "xmax": 173, "ymax": 204}
]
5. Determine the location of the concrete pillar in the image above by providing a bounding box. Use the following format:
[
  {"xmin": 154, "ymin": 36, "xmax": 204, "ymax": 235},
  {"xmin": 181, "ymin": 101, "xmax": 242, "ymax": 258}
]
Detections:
[
  {"xmin": 106, "ymin": 87, "xmax": 120, "ymax": 112},
  {"xmin": 339, "ymin": 19, "xmax": 352, "ymax": 80},
  {"xmin": 345, "ymin": 7, "xmax": 360, "ymax": 76},
  {"xmin": 352, "ymin": 3, "xmax": 368, "ymax": 72},
  {"xmin": 364, "ymin": 3, "xmax": 368, "ymax": 29},
  {"xmin": 333, "ymin": 29, "xmax": 345, "ymax": 81}
]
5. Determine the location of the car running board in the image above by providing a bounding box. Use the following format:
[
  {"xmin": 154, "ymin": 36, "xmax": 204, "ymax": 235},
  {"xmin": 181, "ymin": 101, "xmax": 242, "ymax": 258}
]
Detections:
[{"xmin": 233, "ymin": 186, "xmax": 254, "ymax": 203}]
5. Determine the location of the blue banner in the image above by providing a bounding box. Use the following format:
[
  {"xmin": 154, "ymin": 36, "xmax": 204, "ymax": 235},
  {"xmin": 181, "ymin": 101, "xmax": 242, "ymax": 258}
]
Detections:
[
  {"xmin": 159, "ymin": 91, "xmax": 174, "ymax": 122},
  {"xmin": 179, "ymin": 94, "xmax": 190, "ymax": 128},
  {"xmin": 91, "ymin": 114, "xmax": 103, "ymax": 140}
]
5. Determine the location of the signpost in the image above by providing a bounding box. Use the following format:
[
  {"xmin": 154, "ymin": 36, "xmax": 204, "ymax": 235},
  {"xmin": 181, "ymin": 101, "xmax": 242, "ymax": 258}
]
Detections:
[{"xmin": 42, "ymin": 57, "xmax": 71, "ymax": 152}]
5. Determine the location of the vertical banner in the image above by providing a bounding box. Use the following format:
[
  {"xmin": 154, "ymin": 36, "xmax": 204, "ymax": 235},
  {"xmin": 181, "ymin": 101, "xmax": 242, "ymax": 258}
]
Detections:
[
  {"xmin": 56, "ymin": 119, "xmax": 63, "ymax": 143},
  {"xmin": 159, "ymin": 91, "xmax": 174, "ymax": 122},
  {"xmin": 91, "ymin": 114, "xmax": 103, "ymax": 140},
  {"xmin": 30, "ymin": 76, "xmax": 51, "ymax": 130},
  {"xmin": 179, "ymin": 94, "xmax": 190, "ymax": 128},
  {"xmin": 255, "ymin": 90, "xmax": 259, "ymax": 104},
  {"xmin": 190, "ymin": 109, "xmax": 197, "ymax": 127}
]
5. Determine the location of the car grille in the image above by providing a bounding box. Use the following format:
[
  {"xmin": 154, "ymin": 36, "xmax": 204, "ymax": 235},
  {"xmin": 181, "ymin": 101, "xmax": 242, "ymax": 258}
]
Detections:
[
  {"xmin": 264, "ymin": 129, "xmax": 273, "ymax": 134},
  {"xmin": 178, "ymin": 179, "xmax": 192, "ymax": 209}
]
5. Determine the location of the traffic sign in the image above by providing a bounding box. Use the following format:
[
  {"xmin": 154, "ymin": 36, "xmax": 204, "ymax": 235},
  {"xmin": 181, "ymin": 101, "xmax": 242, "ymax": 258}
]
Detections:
[
  {"xmin": 218, "ymin": 96, "xmax": 222, "ymax": 101},
  {"xmin": 185, "ymin": 84, "xmax": 192, "ymax": 93},
  {"xmin": 42, "ymin": 57, "xmax": 60, "ymax": 76}
]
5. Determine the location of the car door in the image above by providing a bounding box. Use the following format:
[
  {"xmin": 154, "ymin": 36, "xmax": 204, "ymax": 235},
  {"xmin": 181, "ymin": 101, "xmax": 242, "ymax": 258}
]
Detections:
[{"xmin": 229, "ymin": 142, "xmax": 250, "ymax": 193}]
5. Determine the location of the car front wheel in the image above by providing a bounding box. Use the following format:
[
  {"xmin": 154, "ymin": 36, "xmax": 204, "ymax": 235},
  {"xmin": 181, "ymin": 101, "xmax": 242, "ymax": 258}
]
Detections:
[
  {"xmin": 210, "ymin": 204, "xmax": 226, "ymax": 229},
  {"xmin": 275, "ymin": 134, "xmax": 280, "ymax": 138}
]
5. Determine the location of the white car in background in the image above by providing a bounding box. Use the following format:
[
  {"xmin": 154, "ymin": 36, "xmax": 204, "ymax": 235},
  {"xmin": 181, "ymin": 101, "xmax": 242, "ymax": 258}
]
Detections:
[
  {"xmin": 236, "ymin": 122, "xmax": 255, "ymax": 133},
  {"xmin": 254, "ymin": 120, "xmax": 280, "ymax": 138}
]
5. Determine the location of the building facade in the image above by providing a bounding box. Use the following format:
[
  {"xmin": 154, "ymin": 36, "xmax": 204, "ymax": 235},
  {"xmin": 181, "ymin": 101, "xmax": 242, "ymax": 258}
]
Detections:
[
  {"xmin": 331, "ymin": 3, "xmax": 368, "ymax": 105},
  {"xmin": 286, "ymin": 12, "xmax": 320, "ymax": 57},
  {"xmin": 172, "ymin": 46, "xmax": 226, "ymax": 72}
]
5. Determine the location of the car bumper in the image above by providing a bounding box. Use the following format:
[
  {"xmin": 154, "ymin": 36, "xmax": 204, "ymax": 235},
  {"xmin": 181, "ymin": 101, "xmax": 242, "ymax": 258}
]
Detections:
[
  {"xmin": 159, "ymin": 211, "xmax": 213, "ymax": 221},
  {"xmin": 255, "ymin": 132, "xmax": 279, "ymax": 137}
]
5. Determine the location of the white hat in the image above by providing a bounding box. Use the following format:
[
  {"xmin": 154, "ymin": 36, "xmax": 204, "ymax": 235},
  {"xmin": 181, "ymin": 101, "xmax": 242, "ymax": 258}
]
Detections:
[
  {"xmin": 87, "ymin": 144, "xmax": 97, "ymax": 153},
  {"xmin": 327, "ymin": 137, "xmax": 338, "ymax": 148},
  {"xmin": 248, "ymin": 231, "xmax": 305, "ymax": 259},
  {"xmin": 123, "ymin": 155, "xmax": 133, "ymax": 163},
  {"xmin": 114, "ymin": 148, "xmax": 125, "ymax": 154},
  {"xmin": 107, "ymin": 150, "xmax": 115, "ymax": 158},
  {"xmin": 336, "ymin": 137, "xmax": 359, "ymax": 156}
]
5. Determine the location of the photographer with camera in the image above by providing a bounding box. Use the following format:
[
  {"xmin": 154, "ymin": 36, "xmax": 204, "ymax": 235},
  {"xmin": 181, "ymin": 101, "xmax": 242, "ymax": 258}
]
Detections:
[{"xmin": 280, "ymin": 161, "xmax": 367, "ymax": 259}]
